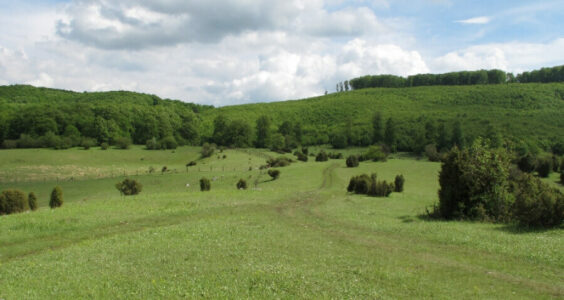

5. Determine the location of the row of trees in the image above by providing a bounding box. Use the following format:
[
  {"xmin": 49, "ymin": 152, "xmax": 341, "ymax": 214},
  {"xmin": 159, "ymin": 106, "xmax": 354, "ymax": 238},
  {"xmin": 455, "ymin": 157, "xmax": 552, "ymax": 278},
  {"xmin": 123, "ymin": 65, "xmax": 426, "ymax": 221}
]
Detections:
[
  {"xmin": 0, "ymin": 186, "xmax": 63, "ymax": 215},
  {"xmin": 344, "ymin": 65, "xmax": 564, "ymax": 90}
]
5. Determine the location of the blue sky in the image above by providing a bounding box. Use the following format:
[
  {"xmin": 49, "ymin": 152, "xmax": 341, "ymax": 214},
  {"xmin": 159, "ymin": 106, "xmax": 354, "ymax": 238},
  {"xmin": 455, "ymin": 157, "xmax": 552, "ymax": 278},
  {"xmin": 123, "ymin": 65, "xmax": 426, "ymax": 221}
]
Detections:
[{"xmin": 0, "ymin": 0, "xmax": 563, "ymax": 105}]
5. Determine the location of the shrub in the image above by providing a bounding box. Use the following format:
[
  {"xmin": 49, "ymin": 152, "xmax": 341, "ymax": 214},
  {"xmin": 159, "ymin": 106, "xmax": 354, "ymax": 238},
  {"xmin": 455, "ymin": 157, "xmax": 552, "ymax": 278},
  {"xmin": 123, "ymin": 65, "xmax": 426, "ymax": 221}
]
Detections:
[
  {"xmin": 115, "ymin": 179, "xmax": 143, "ymax": 196},
  {"xmin": 159, "ymin": 136, "xmax": 178, "ymax": 149},
  {"xmin": 161, "ymin": 166, "xmax": 168, "ymax": 174},
  {"xmin": 517, "ymin": 154, "xmax": 536, "ymax": 173},
  {"xmin": 268, "ymin": 169, "xmax": 280, "ymax": 180},
  {"xmin": 236, "ymin": 179, "xmax": 248, "ymax": 190},
  {"xmin": 49, "ymin": 186, "xmax": 63, "ymax": 208},
  {"xmin": 186, "ymin": 161, "xmax": 197, "ymax": 167},
  {"xmin": 552, "ymin": 155, "xmax": 560, "ymax": 172},
  {"xmin": 267, "ymin": 157, "xmax": 293, "ymax": 167},
  {"xmin": 367, "ymin": 175, "xmax": 394, "ymax": 197},
  {"xmin": 200, "ymin": 177, "xmax": 211, "ymax": 191},
  {"xmin": 294, "ymin": 151, "xmax": 308, "ymax": 162},
  {"xmin": 363, "ymin": 145, "xmax": 388, "ymax": 162},
  {"xmin": 346, "ymin": 155, "xmax": 359, "ymax": 167},
  {"xmin": 81, "ymin": 137, "xmax": 97, "ymax": 150},
  {"xmin": 301, "ymin": 147, "xmax": 308, "ymax": 155},
  {"xmin": 425, "ymin": 144, "xmax": 442, "ymax": 162},
  {"xmin": 201, "ymin": 142, "xmax": 215, "ymax": 158},
  {"xmin": 328, "ymin": 152, "xmax": 343, "ymax": 159},
  {"xmin": 100, "ymin": 142, "xmax": 109, "ymax": 150},
  {"xmin": 347, "ymin": 174, "xmax": 370, "ymax": 194},
  {"xmin": 315, "ymin": 151, "xmax": 328, "ymax": 162},
  {"xmin": 536, "ymin": 157, "xmax": 552, "ymax": 178},
  {"xmin": 114, "ymin": 137, "xmax": 132, "ymax": 149},
  {"xmin": 394, "ymin": 175, "xmax": 405, "ymax": 192},
  {"xmin": 435, "ymin": 140, "xmax": 513, "ymax": 221},
  {"xmin": 2, "ymin": 139, "xmax": 18, "ymax": 149},
  {"xmin": 28, "ymin": 192, "xmax": 38, "ymax": 211},
  {"xmin": 511, "ymin": 173, "xmax": 564, "ymax": 227},
  {"xmin": 146, "ymin": 137, "xmax": 160, "ymax": 150},
  {"xmin": 0, "ymin": 190, "xmax": 28, "ymax": 215}
]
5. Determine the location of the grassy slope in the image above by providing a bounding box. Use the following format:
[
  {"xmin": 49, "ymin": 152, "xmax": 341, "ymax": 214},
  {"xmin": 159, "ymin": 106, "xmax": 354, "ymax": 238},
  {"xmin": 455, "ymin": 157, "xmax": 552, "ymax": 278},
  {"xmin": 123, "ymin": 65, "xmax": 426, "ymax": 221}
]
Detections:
[
  {"xmin": 0, "ymin": 147, "xmax": 562, "ymax": 298},
  {"xmin": 200, "ymin": 83, "xmax": 564, "ymax": 144}
]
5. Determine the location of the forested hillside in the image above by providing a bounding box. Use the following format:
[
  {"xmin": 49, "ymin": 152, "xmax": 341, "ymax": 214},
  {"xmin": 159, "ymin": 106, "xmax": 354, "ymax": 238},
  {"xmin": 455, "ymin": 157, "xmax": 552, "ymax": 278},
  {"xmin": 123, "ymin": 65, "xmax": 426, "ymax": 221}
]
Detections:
[{"xmin": 1, "ymin": 82, "xmax": 563, "ymax": 154}]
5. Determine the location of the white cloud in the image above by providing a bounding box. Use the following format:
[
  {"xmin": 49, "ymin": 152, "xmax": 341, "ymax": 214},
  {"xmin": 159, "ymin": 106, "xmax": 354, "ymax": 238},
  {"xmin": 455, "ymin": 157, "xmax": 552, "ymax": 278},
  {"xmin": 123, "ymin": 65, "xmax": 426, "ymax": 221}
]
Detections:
[{"xmin": 456, "ymin": 16, "xmax": 491, "ymax": 25}]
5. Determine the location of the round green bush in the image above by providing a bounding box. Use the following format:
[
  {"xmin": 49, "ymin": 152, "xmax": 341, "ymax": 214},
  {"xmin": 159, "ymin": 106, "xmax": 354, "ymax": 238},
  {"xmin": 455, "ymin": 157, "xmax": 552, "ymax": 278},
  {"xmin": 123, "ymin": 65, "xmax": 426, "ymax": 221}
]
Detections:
[
  {"xmin": 0, "ymin": 189, "xmax": 28, "ymax": 215},
  {"xmin": 394, "ymin": 175, "xmax": 405, "ymax": 192},
  {"xmin": 346, "ymin": 155, "xmax": 359, "ymax": 167},
  {"xmin": 200, "ymin": 177, "xmax": 211, "ymax": 191},
  {"xmin": 100, "ymin": 142, "xmax": 109, "ymax": 150},
  {"xmin": 268, "ymin": 169, "xmax": 280, "ymax": 180},
  {"xmin": 236, "ymin": 179, "xmax": 248, "ymax": 190},
  {"xmin": 315, "ymin": 151, "xmax": 328, "ymax": 162},
  {"xmin": 28, "ymin": 192, "xmax": 38, "ymax": 211},
  {"xmin": 115, "ymin": 179, "xmax": 143, "ymax": 196},
  {"xmin": 49, "ymin": 186, "xmax": 63, "ymax": 208}
]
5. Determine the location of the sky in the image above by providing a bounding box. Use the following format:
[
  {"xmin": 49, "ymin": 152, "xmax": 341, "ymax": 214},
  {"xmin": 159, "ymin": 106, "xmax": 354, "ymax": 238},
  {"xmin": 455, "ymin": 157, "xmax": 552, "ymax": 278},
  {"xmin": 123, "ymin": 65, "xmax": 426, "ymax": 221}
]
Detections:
[{"xmin": 0, "ymin": 0, "xmax": 563, "ymax": 106}]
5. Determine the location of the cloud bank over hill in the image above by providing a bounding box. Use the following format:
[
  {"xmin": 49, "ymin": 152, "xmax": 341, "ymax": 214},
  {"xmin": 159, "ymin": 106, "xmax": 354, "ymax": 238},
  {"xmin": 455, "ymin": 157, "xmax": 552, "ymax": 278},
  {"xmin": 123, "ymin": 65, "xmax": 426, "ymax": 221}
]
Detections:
[{"xmin": 0, "ymin": 0, "xmax": 563, "ymax": 105}]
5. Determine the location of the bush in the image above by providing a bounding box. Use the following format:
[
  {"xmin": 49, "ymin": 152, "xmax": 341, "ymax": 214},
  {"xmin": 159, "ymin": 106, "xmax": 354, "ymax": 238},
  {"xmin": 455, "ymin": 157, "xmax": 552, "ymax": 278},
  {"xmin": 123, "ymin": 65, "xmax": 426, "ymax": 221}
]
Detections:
[
  {"xmin": 236, "ymin": 179, "xmax": 248, "ymax": 190},
  {"xmin": 328, "ymin": 152, "xmax": 343, "ymax": 159},
  {"xmin": 435, "ymin": 140, "xmax": 513, "ymax": 221},
  {"xmin": 294, "ymin": 151, "xmax": 308, "ymax": 162},
  {"xmin": 114, "ymin": 137, "xmax": 131, "ymax": 149},
  {"xmin": 362, "ymin": 145, "xmax": 388, "ymax": 162},
  {"xmin": 517, "ymin": 154, "xmax": 537, "ymax": 173},
  {"xmin": 159, "ymin": 136, "xmax": 178, "ymax": 149},
  {"xmin": 115, "ymin": 179, "xmax": 143, "ymax": 196},
  {"xmin": 315, "ymin": 151, "xmax": 328, "ymax": 162},
  {"xmin": 28, "ymin": 192, "xmax": 38, "ymax": 211},
  {"xmin": 2, "ymin": 139, "xmax": 18, "ymax": 149},
  {"xmin": 367, "ymin": 175, "xmax": 394, "ymax": 197},
  {"xmin": 201, "ymin": 142, "xmax": 215, "ymax": 158},
  {"xmin": 49, "ymin": 186, "xmax": 63, "ymax": 208},
  {"xmin": 425, "ymin": 144, "xmax": 442, "ymax": 162},
  {"xmin": 345, "ymin": 155, "xmax": 358, "ymax": 168},
  {"xmin": 301, "ymin": 147, "xmax": 309, "ymax": 155},
  {"xmin": 0, "ymin": 189, "xmax": 28, "ymax": 215},
  {"xmin": 347, "ymin": 174, "xmax": 371, "ymax": 194},
  {"xmin": 100, "ymin": 142, "xmax": 109, "ymax": 150},
  {"xmin": 552, "ymin": 155, "xmax": 560, "ymax": 172},
  {"xmin": 267, "ymin": 157, "xmax": 293, "ymax": 167},
  {"xmin": 200, "ymin": 177, "xmax": 211, "ymax": 191},
  {"xmin": 81, "ymin": 137, "xmax": 97, "ymax": 150},
  {"xmin": 186, "ymin": 161, "xmax": 197, "ymax": 167},
  {"xmin": 536, "ymin": 157, "xmax": 552, "ymax": 178},
  {"xmin": 161, "ymin": 166, "xmax": 168, "ymax": 174},
  {"xmin": 146, "ymin": 137, "xmax": 160, "ymax": 150},
  {"xmin": 394, "ymin": 175, "xmax": 405, "ymax": 192},
  {"xmin": 511, "ymin": 173, "xmax": 564, "ymax": 227},
  {"xmin": 268, "ymin": 169, "xmax": 280, "ymax": 180}
]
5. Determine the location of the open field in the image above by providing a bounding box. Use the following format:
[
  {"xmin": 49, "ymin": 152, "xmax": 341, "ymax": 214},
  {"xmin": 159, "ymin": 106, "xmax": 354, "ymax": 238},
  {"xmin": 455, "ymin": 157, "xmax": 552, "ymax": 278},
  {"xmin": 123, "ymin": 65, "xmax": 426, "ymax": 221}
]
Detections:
[{"xmin": 0, "ymin": 147, "xmax": 563, "ymax": 298}]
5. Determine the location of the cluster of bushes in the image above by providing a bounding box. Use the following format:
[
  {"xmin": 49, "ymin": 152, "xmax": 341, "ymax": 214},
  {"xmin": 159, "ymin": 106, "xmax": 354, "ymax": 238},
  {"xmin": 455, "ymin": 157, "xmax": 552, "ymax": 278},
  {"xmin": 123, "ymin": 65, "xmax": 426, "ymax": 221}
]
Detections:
[
  {"xmin": 268, "ymin": 169, "xmax": 280, "ymax": 180},
  {"xmin": 328, "ymin": 152, "xmax": 343, "ymax": 159},
  {"xmin": 1, "ymin": 187, "xmax": 63, "ymax": 216},
  {"xmin": 315, "ymin": 151, "xmax": 328, "ymax": 162},
  {"xmin": 266, "ymin": 157, "xmax": 293, "ymax": 167},
  {"xmin": 293, "ymin": 150, "xmax": 308, "ymax": 162},
  {"xmin": 115, "ymin": 179, "xmax": 143, "ymax": 196},
  {"xmin": 360, "ymin": 145, "xmax": 388, "ymax": 162},
  {"xmin": 430, "ymin": 139, "xmax": 563, "ymax": 227},
  {"xmin": 347, "ymin": 174, "xmax": 404, "ymax": 197},
  {"xmin": 517, "ymin": 153, "xmax": 563, "ymax": 178},
  {"xmin": 146, "ymin": 136, "xmax": 178, "ymax": 150}
]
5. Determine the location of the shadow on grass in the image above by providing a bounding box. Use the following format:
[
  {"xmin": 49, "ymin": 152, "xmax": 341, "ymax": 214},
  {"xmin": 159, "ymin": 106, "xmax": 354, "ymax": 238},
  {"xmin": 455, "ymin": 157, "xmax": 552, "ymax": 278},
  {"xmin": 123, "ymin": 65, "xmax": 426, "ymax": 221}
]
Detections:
[
  {"xmin": 493, "ymin": 224, "xmax": 564, "ymax": 234},
  {"xmin": 398, "ymin": 215, "xmax": 416, "ymax": 223}
]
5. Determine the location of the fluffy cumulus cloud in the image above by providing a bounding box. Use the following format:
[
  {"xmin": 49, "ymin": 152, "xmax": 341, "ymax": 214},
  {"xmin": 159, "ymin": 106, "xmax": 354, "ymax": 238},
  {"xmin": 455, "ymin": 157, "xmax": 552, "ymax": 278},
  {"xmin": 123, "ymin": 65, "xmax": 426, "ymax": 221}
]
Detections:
[{"xmin": 0, "ymin": 0, "xmax": 563, "ymax": 105}]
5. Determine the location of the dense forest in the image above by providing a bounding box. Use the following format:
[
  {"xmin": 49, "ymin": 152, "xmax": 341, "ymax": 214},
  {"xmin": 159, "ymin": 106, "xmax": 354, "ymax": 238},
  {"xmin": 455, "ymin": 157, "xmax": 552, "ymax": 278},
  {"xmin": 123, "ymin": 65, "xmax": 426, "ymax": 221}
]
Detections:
[
  {"xmin": 1, "ymin": 66, "xmax": 563, "ymax": 156},
  {"xmin": 343, "ymin": 65, "xmax": 564, "ymax": 91}
]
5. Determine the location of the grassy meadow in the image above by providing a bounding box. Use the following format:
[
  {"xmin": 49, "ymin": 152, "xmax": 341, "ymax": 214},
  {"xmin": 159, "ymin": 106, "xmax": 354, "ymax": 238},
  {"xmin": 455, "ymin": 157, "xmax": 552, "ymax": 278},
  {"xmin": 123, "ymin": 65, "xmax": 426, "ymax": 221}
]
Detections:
[{"xmin": 0, "ymin": 146, "xmax": 563, "ymax": 298}]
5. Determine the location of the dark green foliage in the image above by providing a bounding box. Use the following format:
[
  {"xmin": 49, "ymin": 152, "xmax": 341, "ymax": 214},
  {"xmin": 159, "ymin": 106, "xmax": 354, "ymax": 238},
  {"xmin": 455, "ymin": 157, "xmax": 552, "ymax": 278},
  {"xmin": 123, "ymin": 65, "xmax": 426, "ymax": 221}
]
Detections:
[
  {"xmin": 511, "ymin": 173, "xmax": 563, "ymax": 227},
  {"xmin": 451, "ymin": 121, "xmax": 464, "ymax": 149},
  {"xmin": 115, "ymin": 179, "xmax": 143, "ymax": 196},
  {"xmin": 425, "ymin": 144, "xmax": 442, "ymax": 162},
  {"xmin": 384, "ymin": 118, "xmax": 396, "ymax": 152},
  {"xmin": 100, "ymin": 142, "xmax": 109, "ymax": 150},
  {"xmin": 161, "ymin": 166, "xmax": 168, "ymax": 174},
  {"xmin": 315, "ymin": 151, "xmax": 328, "ymax": 162},
  {"xmin": 516, "ymin": 65, "xmax": 564, "ymax": 83},
  {"xmin": 49, "ymin": 186, "xmax": 63, "ymax": 208},
  {"xmin": 552, "ymin": 140, "xmax": 564, "ymax": 155},
  {"xmin": 517, "ymin": 154, "xmax": 537, "ymax": 173},
  {"xmin": 347, "ymin": 174, "xmax": 371, "ymax": 194},
  {"xmin": 330, "ymin": 130, "xmax": 348, "ymax": 149},
  {"xmin": 301, "ymin": 147, "xmax": 308, "ymax": 155},
  {"xmin": 328, "ymin": 153, "xmax": 343, "ymax": 159},
  {"xmin": 551, "ymin": 156, "xmax": 560, "ymax": 172},
  {"xmin": 28, "ymin": 192, "xmax": 38, "ymax": 211},
  {"xmin": 200, "ymin": 178, "xmax": 211, "ymax": 191},
  {"xmin": 255, "ymin": 115, "xmax": 271, "ymax": 148},
  {"xmin": 146, "ymin": 137, "xmax": 160, "ymax": 150},
  {"xmin": 372, "ymin": 112, "xmax": 383, "ymax": 144},
  {"xmin": 201, "ymin": 142, "xmax": 215, "ymax": 158},
  {"xmin": 159, "ymin": 136, "xmax": 178, "ymax": 149},
  {"xmin": 561, "ymin": 171, "xmax": 564, "ymax": 185},
  {"xmin": 0, "ymin": 189, "xmax": 28, "ymax": 215},
  {"xmin": 81, "ymin": 137, "xmax": 97, "ymax": 150},
  {"xmin": 268, "ymin": 169, "xmax": 280, "ymax": 180},
  {"xmin": 367, "ymin": 174, "xmax": 394, "ymax": 197},
  {"xmin": 536, "ymin": 157, "xmax": 552, "ymax": 178},
  {"xmin": 114, "ymin": 136, "xmax": 132, "ymax": 149},
  {"xmin": 294, "ymin": 151, "xmax": 308, "ymax": 162},
  {"xmin": 436, "ymin": 140, "xmax": 513, "ymax": 221},
  {"xmin": 269, "ymin": 133, "xmax": 285, "ymax": 152},
  {"xmin": 346, "ymin": 155, "xmax": 359, "ymax": 167},
  {"xmin": 394, "ymin": 175, "xmax": 405, "ymax": 192},
  {"xmin": 186, "ymin": 161, "xmax": 197, "ymax": 167},
  {"xmin": 236, "ymin": 179, "xmax": 248, "ymax": 190},
  {"xmin": 267, "ymin": 157, "xmax": 293, "ymax": 167}
]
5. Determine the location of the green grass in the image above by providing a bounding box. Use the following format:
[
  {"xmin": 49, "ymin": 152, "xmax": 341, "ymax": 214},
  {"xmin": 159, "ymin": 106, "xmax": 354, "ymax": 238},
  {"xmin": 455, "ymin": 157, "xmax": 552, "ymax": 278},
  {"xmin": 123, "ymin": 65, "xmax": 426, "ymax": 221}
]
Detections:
[{"xmin": 0, "ymin": 147, "xmax": 562, "ymax": 298}]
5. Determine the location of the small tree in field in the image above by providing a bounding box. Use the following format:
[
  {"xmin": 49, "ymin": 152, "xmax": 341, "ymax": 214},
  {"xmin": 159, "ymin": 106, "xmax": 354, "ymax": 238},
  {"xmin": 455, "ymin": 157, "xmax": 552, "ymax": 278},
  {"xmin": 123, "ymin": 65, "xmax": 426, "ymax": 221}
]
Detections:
[
  {"xmin": 49, "ymin": 186, "xmax": 63, "ymax": 208},
  {"xmin": 0, "ymin": 189, "xmax": 28, "ymax": 215},
  {"xmin": 268, "ymin": 169, "xmax": 280, "ymax": 180},
  {"xmin": 394, "ymin": 175, "xmax": 405, "ymax": 192},
  {"xmin": 346, "ymin": 155, "xmax": 359, "ymax": 167},
  {"xmin": 115, "ymin": 179, "xmax": 143, "ymax": 196},
  {"xmin": 200, "ymin": 177, "xmax": 211, "ymax": 191},
  {"xmin": 236, "ymin": 179, "xmax": 248, "ymax": 190},
  {"xmin": 28, "ymin": 192, "xmax": 38, "ymax": 211}
]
